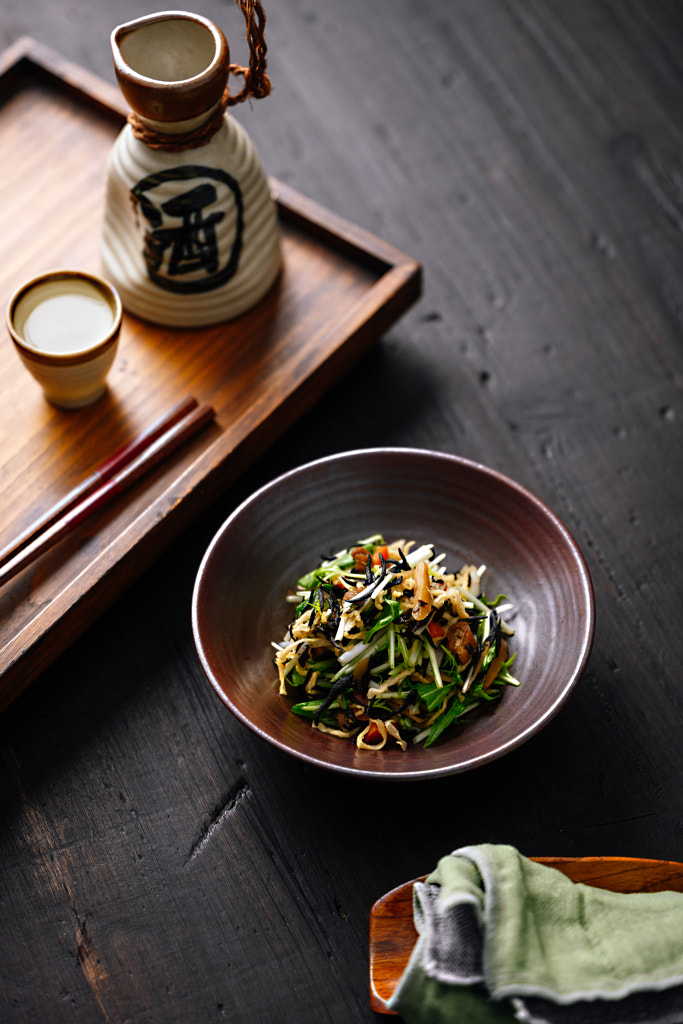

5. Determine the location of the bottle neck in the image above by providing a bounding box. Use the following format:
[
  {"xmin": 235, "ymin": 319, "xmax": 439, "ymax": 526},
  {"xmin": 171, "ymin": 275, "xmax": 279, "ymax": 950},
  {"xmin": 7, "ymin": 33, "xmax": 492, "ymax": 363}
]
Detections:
[
  {"xmin": 132, "ymin": 99, "xmax": 224, "ymax": 136},
  {"xmin": 126, "ymin": 94, "xmax": 230, "ymax": 153}
]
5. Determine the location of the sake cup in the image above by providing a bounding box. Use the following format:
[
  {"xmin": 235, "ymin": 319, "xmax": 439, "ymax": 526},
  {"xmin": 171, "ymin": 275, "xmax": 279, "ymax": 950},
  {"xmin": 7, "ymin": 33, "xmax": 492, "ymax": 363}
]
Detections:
[{"xmin": 7, "ymin": 270, "xmax": 122, "ymax": 409}]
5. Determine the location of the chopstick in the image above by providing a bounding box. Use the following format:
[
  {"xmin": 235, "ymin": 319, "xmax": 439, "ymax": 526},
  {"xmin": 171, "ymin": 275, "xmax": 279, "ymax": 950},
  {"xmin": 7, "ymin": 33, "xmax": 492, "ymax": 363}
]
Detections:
[
  {"xmin": 0, "ymin": 400, "xmax": 216, "ymax": 588},
  {"xmin": 0, "ymin": 395, "xmax": 199, "ymax": 571}
]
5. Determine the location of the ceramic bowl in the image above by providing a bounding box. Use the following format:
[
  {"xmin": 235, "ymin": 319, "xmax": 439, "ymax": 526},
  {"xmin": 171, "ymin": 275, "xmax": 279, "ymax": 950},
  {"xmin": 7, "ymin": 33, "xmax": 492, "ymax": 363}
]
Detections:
[
  {"xmin": 7, "ymin": 269, "xmax": 122, "ymax": 408},
  {"xmin": 192, "ymin": 448, "xmax": 595, "ymax": 780}
]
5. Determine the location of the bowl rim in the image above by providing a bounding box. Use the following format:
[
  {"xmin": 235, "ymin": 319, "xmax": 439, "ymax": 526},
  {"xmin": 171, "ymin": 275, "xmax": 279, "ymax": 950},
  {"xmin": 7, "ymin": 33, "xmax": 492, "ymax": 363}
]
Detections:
[{"xmin": 192, "ymin": 447, "xmax": 596, "ymax": 779}]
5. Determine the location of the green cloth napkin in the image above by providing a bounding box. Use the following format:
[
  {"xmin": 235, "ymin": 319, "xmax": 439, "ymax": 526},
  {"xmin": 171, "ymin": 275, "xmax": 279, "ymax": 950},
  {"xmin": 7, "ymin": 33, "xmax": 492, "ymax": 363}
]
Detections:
[{"xmin": 387, "ymin": 844, "xmax": 683, "ymax": 1024}]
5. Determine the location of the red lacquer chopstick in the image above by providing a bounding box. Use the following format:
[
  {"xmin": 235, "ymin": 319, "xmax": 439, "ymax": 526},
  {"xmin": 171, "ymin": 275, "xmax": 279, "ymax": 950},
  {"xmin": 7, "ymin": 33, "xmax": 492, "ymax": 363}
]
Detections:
[
  {"xmin": 0, "ymin": 401, "xmax": 216, "ymax": 588},
  {"xmin": 0, "ymin": 395, "xmax": 200, "ymax": 571}
]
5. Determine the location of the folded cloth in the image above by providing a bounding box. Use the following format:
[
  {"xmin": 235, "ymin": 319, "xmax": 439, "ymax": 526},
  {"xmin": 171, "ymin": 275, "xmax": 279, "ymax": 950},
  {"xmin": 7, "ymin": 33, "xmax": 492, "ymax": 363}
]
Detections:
[{"xmin": 387, "ymin": 845, "xmax": 683, "ymax": 1024}]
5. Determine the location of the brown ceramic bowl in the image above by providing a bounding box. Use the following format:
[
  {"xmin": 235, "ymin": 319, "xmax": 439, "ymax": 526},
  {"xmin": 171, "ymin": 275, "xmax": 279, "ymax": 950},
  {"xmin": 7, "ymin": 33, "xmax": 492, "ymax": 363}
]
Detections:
[{"xmin": 192, "ymin": 449, "xmax": 595, "ymax": 779}]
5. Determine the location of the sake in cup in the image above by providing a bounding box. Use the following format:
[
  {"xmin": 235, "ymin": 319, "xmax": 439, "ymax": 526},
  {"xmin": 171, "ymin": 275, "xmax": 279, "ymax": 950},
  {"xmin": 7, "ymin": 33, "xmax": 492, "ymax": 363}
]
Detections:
[{"xmin": 7, "ymin": 270, "xmax": 122, "ymax": 408}]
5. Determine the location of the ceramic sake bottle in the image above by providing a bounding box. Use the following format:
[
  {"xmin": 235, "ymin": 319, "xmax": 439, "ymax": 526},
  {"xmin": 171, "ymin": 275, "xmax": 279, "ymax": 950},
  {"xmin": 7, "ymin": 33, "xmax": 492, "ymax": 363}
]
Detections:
[{"xmin": 101, "ymin": 10, "xmax": 281, "ymax": 327}]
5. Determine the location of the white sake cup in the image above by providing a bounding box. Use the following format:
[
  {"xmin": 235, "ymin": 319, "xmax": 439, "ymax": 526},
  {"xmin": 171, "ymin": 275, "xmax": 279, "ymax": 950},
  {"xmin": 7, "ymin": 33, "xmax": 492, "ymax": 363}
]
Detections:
[{"xmin": 7, "ymin": 270, "xmax": 122, "ymax": 408}]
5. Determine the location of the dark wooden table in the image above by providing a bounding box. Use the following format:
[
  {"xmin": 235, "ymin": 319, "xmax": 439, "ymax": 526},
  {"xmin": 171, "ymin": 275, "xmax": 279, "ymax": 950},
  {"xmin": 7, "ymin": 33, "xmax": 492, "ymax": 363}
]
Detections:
[{"xmin": 1, "ymin": 1, "xmax": 682, "ymax": 1021}]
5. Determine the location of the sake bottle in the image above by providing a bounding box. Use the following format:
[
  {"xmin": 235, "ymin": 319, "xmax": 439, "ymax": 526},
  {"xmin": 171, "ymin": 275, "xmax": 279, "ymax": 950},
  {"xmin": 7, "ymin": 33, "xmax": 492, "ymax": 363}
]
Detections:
[{"xmin": 101, "ymin": 10, "xmax": 281, "ymax": 327}]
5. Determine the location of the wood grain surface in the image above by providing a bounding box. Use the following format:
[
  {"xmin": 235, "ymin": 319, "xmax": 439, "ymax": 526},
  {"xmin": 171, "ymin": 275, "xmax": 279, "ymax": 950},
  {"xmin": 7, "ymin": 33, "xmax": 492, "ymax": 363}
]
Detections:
[{"xmin": 0, "ymin": 1, "xmax": 682, "ymax": 1022}]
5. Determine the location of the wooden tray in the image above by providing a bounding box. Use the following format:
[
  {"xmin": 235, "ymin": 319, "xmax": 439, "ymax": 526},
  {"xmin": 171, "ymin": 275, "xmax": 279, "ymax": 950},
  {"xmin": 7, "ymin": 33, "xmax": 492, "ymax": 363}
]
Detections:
[
  {"xmin": 369, "ymin": 856, "xmax": 683, "ymax": 1013},
  {"xmin": 0, "ymin": 38, "xmax": 421, "ymax": 712}
]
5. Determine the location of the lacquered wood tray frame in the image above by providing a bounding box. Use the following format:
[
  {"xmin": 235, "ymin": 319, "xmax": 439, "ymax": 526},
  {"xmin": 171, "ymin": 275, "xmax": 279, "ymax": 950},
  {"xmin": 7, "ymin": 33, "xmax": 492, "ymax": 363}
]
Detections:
[{"xmin": 0, "ymin": 38, "xmax": 421, "ymax": 711}]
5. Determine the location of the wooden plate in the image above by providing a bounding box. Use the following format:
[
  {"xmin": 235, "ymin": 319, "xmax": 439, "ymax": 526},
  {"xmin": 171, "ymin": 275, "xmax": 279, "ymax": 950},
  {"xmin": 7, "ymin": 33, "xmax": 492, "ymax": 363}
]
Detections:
[
  {"xmin": 0, "ymin": 38, "xmax": 421, "ymax": 711},
  {"xmin": 369, "ymin": 856, "xmax": 683, "ymax": 1013}
]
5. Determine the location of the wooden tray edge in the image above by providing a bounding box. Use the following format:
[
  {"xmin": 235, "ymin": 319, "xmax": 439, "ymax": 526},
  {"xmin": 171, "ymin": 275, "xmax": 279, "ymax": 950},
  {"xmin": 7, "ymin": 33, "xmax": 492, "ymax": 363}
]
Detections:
[{"xmin": 0, "ymin": 35, "xmax": 127, "ymax": 121}]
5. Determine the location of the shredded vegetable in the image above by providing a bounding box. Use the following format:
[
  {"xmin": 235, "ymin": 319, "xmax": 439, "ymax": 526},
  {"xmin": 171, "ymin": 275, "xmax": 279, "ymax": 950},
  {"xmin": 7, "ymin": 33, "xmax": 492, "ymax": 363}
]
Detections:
[{"xmin": 272, "ymin": 534, "xmax": 520, "ymax": 750}]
